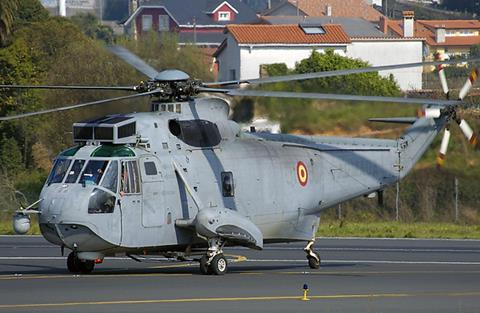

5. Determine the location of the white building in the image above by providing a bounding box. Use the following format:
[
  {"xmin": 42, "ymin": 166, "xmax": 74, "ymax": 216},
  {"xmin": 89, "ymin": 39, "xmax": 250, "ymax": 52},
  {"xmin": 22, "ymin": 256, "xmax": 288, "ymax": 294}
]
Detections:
[
  {"xmin": 215, "ymin": 23, "xmax": 424, "ymax": 90},
  {"xmin": 347, "ymin": 38, "xmax": 423, "ymax": 90}
]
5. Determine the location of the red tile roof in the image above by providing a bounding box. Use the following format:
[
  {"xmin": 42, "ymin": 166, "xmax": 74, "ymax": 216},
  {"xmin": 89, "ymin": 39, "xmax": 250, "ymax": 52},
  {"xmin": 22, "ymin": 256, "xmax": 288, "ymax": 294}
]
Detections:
[
  {"xmin": 420, "ymin": 20, "xmax": 480, "ymax": 30},
  {"xmin": 387, "ymin": 19, "xmax": 480, "ymax": 46},
  {"xmin": 287, "ymin": 0, "xmax": 384, "ymax": 22},
  {"xmin": 225, "ymin": 24, "xmax": 351, "ymax": 44}
]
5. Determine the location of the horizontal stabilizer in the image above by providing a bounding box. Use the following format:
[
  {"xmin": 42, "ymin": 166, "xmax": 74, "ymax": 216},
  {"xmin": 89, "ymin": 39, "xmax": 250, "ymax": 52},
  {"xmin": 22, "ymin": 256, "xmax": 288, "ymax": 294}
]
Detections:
[{"xmin": 369, "ymin": 117, "xmax": 417, "ymax": 124}]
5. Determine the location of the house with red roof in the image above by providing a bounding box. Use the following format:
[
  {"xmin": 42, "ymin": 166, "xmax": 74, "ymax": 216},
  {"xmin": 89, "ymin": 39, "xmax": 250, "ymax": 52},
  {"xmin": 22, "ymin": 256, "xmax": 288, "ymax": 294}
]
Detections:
[
  {"xmin": 214, "ymin": 23, "xmax": 424, "ymax": 90},
  {"xmin": 263, "ymin": 0, "xmax": 384, "ymax": 22},
  {"xmin": 381, "ymin": 11, "xmax": 480, "ymax": 59}
]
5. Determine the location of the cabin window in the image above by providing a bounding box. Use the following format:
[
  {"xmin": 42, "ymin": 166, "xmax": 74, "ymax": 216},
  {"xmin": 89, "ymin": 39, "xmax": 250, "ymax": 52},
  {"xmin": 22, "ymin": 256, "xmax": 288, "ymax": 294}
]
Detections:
[
  {"xmin": 221, "ymin": 172, "xmax": 234, "ymax": 197},
  {"xmin": 218, "ymin": 11, "xmax": 231, "ymax": 21},
  {"xmin": 121, "ymin": 160, "xmax": 140, "ymax": 194},
  {"xmin": 79, "ymin": 160, "xmax": 109, "ymax": 186},
  {"xmin": 101, "ymin": 161, "xmax": 118, "ymax": 193},
  {"xmin": 142, "ymin": 15, "xmax": 152, "ymax": 31},
  {"xmin": 47, "ymin": 159, "xmax": 72, "ymax": 185},
  {"xmin": 144, "ymin": 161, "xmax": 157, "ymax": 175},
  {"xmin": 168, "ymin": 119, "xmax": 221, "ymax": 147},
  {"xmin": 158, "ymin": 15, "xmax": 169, "ymax": 31},
  {"xmin": 65, "ymin": 159, "xmax": 86, "ymax": 183},
  {"xmin": 88, "ymin": 188, "xmax": 115, "ymax": 214}
]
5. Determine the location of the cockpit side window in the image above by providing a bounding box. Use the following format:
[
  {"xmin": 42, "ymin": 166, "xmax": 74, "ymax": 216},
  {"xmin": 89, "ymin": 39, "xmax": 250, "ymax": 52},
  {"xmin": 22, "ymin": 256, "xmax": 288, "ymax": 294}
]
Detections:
[
  {"xmin": 101, "ymin": 160, "xmax": 118, "ymax": 193},
  {"xmin": 47, "ymin": 159, "xmax": 72, "ymax": 185},
  {"xmin": 121, "ymin": 160, "xmax": 140, "ymax": 194},
  {"xmin": 65, "ymin": 160, "xmax": 86, "ymax": 183},
  {"xmin": 79, "ymin": 160, "xmax": 108, "ymax": 186}
]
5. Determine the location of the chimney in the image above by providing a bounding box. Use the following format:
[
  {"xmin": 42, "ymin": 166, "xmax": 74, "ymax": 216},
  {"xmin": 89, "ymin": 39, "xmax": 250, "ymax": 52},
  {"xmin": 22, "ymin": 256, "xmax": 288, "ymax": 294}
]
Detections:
[
  {"xmin": 379, "ymin": 15, "xmax": 388, "ymax": 34},
  {"xmin": 402, "ymin": 11, "xmax": 414, "ymax": 37},
  {"xmin": 436, "ymin": 26, "xmax": 446, "ymax": 43},
  {"xmin": 326, "ymin": 5, "xmax": 332, "ymax": 16},
  {"xmin": 58, "ymin": 0, "xmax": 66, "ymax": 16}
]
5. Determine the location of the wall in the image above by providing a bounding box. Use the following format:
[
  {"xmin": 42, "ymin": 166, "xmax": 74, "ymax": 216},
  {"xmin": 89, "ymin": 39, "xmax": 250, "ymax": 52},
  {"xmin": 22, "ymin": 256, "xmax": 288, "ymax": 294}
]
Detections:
[
  {"xmin": 238, "ymin": 46, "xmax": 347, "ymax": 80},
  {"xmin": 347, "ymin": 40, "xmax": 423, "ymax": 90},
  {"xmin": 135, "ymin": 7, "xmax": 177, "ymax": 34},
  {"xmin": 216, "ymin": 35, "xmax": 241, "ymax": 81},
  {"xmin": 212, "ymin": 3, "xmax": 237, "ymax": 22}
]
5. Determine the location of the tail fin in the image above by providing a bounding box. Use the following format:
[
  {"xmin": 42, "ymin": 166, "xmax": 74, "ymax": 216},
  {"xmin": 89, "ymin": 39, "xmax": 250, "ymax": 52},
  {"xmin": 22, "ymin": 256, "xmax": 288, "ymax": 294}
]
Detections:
[{"xmin": 397, "ymin": 115, "xmax": 447, "ymax": 178}]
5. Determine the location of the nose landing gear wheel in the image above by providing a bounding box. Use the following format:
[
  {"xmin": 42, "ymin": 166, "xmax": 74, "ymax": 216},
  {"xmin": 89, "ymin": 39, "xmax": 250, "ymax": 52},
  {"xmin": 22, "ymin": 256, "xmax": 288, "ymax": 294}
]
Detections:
[
  {"xmin": 67, "ymin": 252, "xmax": 80, "ymax": 273},
  {"xmin": 67, "ymin": 252, "xmax": 95, "ymax": 274}
]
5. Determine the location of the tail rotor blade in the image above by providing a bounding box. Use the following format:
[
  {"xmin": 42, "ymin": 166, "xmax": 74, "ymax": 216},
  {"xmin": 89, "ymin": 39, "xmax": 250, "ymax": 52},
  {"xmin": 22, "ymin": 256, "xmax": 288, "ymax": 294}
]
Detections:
[
  {"xmin": 457, "ymin": 119, "xmax": 479, "ymax": 149},
  {"xmin": 458, "ymin": 68, "xmax": 479, "ymax": 100},
  {"xmin": 435, "ymin": 53, "xmax": 450, "ymax": 99},
  {"xmin": 436, "ymin": 126, "xmax": 451, "ymax": 168}
]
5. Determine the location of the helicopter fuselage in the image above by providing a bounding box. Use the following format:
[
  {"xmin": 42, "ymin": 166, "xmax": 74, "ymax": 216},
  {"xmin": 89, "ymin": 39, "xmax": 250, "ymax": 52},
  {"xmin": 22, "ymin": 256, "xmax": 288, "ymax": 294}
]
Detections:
[{"xmin": 36, "ymin": 98, "xmax": 443, "ymax": 260}]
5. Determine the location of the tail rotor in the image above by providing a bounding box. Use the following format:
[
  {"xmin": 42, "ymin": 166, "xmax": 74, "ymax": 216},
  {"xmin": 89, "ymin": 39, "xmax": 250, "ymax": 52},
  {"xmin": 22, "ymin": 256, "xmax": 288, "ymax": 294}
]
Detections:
[{"xmin": 429, "ymin": 53, "xmax": 479, "ymax": 167}]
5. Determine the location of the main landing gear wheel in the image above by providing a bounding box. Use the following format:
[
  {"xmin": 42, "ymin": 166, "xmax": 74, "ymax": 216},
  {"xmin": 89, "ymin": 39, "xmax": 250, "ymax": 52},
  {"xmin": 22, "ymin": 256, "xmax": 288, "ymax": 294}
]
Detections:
[
  {"xmin": 199, "ymin": 254, "xmax": 228, "ymax": 275},
  {"xmin": 67, "ymin": 252, "xmax": 95, "ymax": 274},
  {"xmin": 210, "ymin": 254, "xmax": 228, "ymax": 275},
  {"xmin": 307, "ymin": 252, "xmax": 321, "ymax": 269},
  {"xmin": 199, "ymin": 238, "xmax": 227, "ymax": 275},
  {"xmin": 199, "ymin": 255, "xmax": 212, "ymax": 275}
]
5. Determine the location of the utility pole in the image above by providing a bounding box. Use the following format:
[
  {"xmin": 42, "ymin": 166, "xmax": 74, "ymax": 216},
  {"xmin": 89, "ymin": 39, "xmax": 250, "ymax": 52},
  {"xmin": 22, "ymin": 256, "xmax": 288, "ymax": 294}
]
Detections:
[
  {"xmin": 454, "ymin": 177, "xmax": 459, "ymax": 222},
  {"xmin": 395, "ymin": 181, "xmax": 400, "ymax": 221},
  {"xmin": 337, "ymin": 204, "xmax": 342, "ymax": 220}
]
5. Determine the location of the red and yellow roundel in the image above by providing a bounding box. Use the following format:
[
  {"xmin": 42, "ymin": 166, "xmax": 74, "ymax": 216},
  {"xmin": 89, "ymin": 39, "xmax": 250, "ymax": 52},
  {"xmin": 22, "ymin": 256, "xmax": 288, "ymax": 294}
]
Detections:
[{"xmin": 296, "ymin": 161, "xmax": 308, "ymax": 187}]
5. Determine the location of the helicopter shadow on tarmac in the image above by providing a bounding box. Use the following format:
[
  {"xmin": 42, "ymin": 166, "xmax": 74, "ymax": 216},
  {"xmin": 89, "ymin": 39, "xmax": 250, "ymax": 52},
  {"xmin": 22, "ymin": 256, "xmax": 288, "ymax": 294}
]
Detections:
[{"xmin": 0, "ymin": 260, "xmax": 363, "ymax": 277}]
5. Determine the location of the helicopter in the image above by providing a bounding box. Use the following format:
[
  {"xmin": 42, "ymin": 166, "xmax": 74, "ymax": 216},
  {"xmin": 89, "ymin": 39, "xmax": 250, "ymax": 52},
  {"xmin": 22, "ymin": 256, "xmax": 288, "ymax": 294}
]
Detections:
[{"xmin": 1, "ymin": 46, "xmax": 479, "ymax": 275}]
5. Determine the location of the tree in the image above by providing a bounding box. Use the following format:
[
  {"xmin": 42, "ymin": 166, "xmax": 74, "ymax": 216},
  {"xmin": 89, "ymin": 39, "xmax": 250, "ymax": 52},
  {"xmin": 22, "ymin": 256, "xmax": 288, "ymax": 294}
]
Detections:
[
  {"xmin": 470, "ymin": 44, "xmax": 480, "ymax": 58},
  {"xmin": 294, "ymin": 50, "xmax": 400, "ymax": 96},
  {"xmin": 70, "ymin": 13, "xmax": 114, "ymax": 43},
  {"xmin": 0, "ymin": 0, "xmax": 19, "ymax": 45},
  {"xmin": 247, "ymin": 50, "xmax": 401, "ymax": 133}
]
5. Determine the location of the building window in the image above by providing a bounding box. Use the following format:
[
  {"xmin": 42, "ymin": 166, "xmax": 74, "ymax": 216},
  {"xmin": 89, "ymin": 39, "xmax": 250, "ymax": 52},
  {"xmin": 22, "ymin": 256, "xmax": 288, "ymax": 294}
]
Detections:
[
  {"xmin": 142, "ymin": 15, "xmax": 152, "ymax": 31},
  {"xmin": 229, "ymin": 69, "xmax": 236, "ymax": 80},
  {"xmin": 158, "ymin": 15, "xmax": 169, "ymax": 31},
  {"xmin": 218, "ymin": 11, "xmax": 231, "ymax": 21}
]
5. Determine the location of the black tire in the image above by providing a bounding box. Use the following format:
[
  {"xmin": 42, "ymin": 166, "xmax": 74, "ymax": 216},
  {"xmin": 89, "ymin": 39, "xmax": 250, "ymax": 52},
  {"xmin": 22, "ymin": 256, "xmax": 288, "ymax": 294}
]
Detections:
[
  {"xmin": 67, "ymin": 252, "xmax": 79, "ymax": 273},
  {"xmin": 199, "ymin": 255, "xmax": 210, "ymax": 275},
  {"xmin": 307, "ymin": 254, "xmax": 320, "ymax": 269},
  {"xmin": 210, "ymin": 254, "xmax": 228, "ymax": 275},
  {"xmin": 78, "ymin": 260, "xmax": 95, "ymax": 274}
]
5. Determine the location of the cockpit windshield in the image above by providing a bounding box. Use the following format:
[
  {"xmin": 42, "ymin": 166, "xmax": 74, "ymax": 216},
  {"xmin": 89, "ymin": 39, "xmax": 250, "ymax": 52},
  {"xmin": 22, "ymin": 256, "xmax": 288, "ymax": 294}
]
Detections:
[
  {"xmin": 100, "ymin": 161, "xmax": 118, "ymax": 193},
  {"xmin": 47, "ymin": 159, "xmax": 71, "ymax": 185},
  {"xmin": 65, "ymin": 159, "xmax": 86, "ymax": 183},
  {"xmin": 79, "ymin": 160, "xmax": 109, "ymax": 186}
]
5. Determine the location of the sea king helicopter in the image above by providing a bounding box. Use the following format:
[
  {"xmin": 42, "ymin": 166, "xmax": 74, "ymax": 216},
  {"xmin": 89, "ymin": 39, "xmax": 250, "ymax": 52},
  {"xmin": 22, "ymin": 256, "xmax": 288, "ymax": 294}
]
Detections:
[{"xmin": 1, "ymin": 46, "xmax": 479, "ymax": 275}]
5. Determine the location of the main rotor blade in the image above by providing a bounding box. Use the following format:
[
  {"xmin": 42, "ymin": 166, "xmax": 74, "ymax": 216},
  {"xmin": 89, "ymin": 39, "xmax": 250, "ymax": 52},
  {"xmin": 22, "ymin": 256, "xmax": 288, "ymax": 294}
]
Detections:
[
  {"xmin": 204, "ymin": 58, "xmax": 480, "ymax": 87},
  {"xmin": 0, "ymin": 89, "xmax": 159, "ymax": 121},
  {"xmin": 107, "ymin": 45, "xmax": 160, "ymax": 80},
  {"xmin": 223, "ymin": 89, "xmax": 461, "ymax": 106},
  {"xmin": 0, "ymin": 85, "xmax": 136, "ymax": 91}
]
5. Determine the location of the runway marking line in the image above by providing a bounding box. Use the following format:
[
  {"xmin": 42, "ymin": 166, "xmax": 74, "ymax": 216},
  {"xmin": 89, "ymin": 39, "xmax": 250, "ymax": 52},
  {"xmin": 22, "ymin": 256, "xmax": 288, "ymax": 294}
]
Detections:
[{"xmin": 1, "ymin": 291, "xmax": 480, "ymax": 309}]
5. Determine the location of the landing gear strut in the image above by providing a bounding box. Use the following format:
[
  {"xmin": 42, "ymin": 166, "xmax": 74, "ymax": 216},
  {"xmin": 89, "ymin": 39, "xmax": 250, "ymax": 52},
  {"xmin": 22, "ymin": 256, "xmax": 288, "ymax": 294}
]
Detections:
[
  {"xmin": 67, "ymin": 252, "xmax": 95, "ymax": 274},
  {"xmin": 304, "ymin": 240, "xmax": 321, "ymax": 269},
  {"xmin": 199, "ymin": 238, "xmax": 227, "ymax": 275}
]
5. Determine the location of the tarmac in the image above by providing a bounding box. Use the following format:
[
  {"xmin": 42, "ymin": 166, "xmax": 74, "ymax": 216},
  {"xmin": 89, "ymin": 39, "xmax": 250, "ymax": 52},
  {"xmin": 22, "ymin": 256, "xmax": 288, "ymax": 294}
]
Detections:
[{"xmin": 0, "ymin": 235, "xmax": 479, "ymax": 313}]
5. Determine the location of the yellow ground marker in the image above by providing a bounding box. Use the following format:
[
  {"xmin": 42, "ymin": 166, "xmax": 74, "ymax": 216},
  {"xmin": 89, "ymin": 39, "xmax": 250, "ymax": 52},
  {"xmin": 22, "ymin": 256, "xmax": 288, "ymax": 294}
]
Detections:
[{"xmin": 1, "ymin": 291, "xmax": 480, "ymax": 310}]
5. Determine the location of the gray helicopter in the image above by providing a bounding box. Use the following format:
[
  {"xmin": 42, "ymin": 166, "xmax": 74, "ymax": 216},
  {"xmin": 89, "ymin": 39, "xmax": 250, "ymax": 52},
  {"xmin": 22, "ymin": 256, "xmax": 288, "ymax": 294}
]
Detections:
[{"xmin": 2, "ymin": 47, "xmax": 479, "ymax": 275}]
